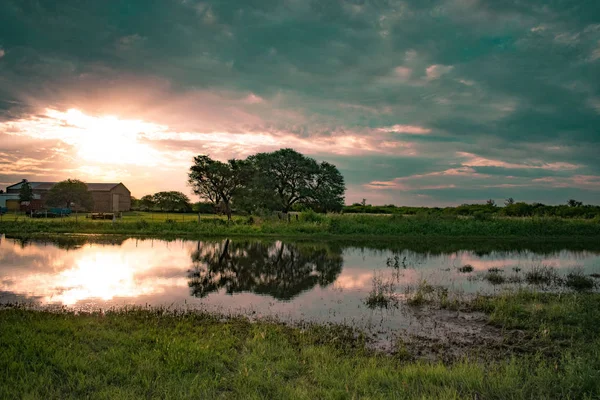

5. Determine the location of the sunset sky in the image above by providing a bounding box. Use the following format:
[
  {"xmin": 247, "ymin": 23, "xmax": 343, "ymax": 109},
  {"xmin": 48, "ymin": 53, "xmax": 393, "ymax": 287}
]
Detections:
[{"xmin": 1, "ymin": 1, "xmax": 599, "ymax": 205}]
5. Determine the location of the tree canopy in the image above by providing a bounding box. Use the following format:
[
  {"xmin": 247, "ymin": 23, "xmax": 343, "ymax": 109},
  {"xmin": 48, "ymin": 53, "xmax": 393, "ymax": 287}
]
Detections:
[
  {"xmin": 139, "ymin": 195, "xmax": 155, "ymax": 211},
  {"xmin": 153, "ymin": 191, "xmax": 191, "ymax": 212},
  {"xmin": 46, "ymin": 179, "xmax": 94, "ymax": 210},
  {"xmin": 188, "ymin": 149, "xmax": 346, "ymax": 215},
  {"xmin": 188, "ymin": 156, "xmax": 250, "ymax": 220}
]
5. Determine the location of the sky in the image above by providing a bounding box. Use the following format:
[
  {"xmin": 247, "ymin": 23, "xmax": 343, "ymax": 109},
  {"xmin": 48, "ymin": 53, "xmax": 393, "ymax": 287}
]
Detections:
[{"xmin": 0, "ymin": 0, "xmax": 599, "ymax": 206}]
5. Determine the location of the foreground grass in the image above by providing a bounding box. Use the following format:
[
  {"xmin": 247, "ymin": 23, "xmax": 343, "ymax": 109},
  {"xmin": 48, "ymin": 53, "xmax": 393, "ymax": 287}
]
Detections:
[
  {"xmin": 1, "ymin": 212, "xmax": 600, "ymax": 239},
  {"xmin": 1, "ymin": 293, "xmax": 599, "ymax": 399}
]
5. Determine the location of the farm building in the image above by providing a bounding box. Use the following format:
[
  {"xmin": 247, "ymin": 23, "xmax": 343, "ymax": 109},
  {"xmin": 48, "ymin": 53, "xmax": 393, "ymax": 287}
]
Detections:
[{"xmin": 5, "ymin": 180, "xmax": 131, "ymax": 212}]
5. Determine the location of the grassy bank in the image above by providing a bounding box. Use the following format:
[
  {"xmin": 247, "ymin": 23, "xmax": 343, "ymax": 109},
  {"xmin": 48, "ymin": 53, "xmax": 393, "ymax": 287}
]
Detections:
[
  {"xmin": 1, "ymin": 292, "xmax": 599, "ymax": 399},
  {"xmin": 1, "ymin": 212, "xmax": 600, "ymax": 239}
]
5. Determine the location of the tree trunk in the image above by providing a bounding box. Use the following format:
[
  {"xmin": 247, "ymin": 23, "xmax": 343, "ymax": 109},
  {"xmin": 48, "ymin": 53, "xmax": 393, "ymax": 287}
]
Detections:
[{"xmin": 224, "ymin": 200, "xmax": 232, "ymax": 221}]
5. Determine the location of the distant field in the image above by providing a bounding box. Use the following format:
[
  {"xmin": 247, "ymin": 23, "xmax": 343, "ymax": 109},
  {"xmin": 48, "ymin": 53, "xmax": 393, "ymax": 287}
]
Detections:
[{"xmin": 1, "ymin": 211, "xmax": 599, "ymax": 239}]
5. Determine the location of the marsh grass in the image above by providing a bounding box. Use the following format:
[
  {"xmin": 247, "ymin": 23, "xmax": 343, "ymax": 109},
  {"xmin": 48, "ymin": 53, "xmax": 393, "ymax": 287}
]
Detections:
[
  {"xmin": 525, "ymin": 265, "xmax": 562, "ymax": 286},
  {"xmin": 405, "ymin": 281, "xmax": 461, "ymax": 309},
  {"xmin": 565, "ymin": 270, "xmax": 596, "ymax": 291},
  {"xmin": 485, "ymin": 269, "xmax": 506, "ymax": 285},
  {"xmin": 365, "ymin": 273, "xmax": 398, "ymax": 309}
]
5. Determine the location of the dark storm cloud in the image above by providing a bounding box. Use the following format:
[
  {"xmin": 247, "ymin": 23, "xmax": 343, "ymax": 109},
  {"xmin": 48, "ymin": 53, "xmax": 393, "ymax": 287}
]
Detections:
[{"xmin": 0, "ymin": 0, "xmax": 599, "ymax": 204}]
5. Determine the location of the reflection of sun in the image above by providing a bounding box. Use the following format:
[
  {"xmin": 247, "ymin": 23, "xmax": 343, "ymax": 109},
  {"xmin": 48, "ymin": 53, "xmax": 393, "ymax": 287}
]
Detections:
[
  {"xmin": 51, "ymin": 253, "xmax": 152, "ymax": 305},
  {"xmin": 46, "ymin": 108, "xmax": 165, "ymax": 166}
]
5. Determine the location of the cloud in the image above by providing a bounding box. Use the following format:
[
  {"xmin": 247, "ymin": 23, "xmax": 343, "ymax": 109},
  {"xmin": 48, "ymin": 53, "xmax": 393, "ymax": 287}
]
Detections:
[
  {"xmin": 456, "ymin": 152, "xmax": 581, "ymax": 171},
  {"xmin": 377, "ymin": 124, "xmax": 431, "ymax": 134},
  {"xmin": 394, "ymin": 66, "xmax": 412, "ymax": 81},
  {"xmin": 425, "ymin": 64, "xmax": 454, "ymax": 80},
  {"xmin": 1, "ymin": 0, "xmax": 599, "ymax": 204}
]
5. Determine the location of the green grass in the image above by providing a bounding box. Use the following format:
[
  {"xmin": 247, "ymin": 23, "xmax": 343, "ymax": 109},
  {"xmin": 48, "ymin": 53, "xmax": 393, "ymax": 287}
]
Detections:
[
  {"xmin": 2, "ymin": 293, "xmax": 600, "ymax": 399},
  {"xmin": 2, "ymin": 211, "xmax": 600, "ymax": 240}
]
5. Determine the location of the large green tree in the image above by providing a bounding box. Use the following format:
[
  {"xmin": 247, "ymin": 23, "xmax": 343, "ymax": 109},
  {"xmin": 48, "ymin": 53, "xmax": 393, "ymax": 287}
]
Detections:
[
  {"xmin": 248, "ymin": 149, "xmax": 319, "ymax": 213},
  {"xmin": 46, "ymin": 179, "xmax": 94, "ymax": 210},
  {"xmin": 248, "ymin": 149, "xmax": 345, "ymax": 213},
  {"xmin": 188, "ymin": 155, "xmax": 250, "ymax": 220},
  {"xmin": 18, "ymin": 182, "xmax": 33, "ymax": 203},
  {"xmin": 153, "ymin": 191, "xmax": 191, "ymax": 212}
]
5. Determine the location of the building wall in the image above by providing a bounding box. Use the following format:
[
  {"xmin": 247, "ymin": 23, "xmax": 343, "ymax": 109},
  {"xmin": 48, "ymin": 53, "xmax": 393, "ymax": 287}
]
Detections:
[
  {"xmin": 90, "ymin": 184, "xmax": 131, "ymax": 212},
  {"xmin": 112, "ymin": 183, "xmax": 132, "ymax": 211},
  {"xmin": 91, "ymin": 192, "xmax": 112, "ymax": 212}
]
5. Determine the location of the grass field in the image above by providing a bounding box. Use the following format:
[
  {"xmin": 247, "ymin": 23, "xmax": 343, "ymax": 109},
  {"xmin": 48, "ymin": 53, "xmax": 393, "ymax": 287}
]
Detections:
[
  {"xmin": 1, "ymin": 211, "xmax": 600, "ymax": 239},
  {"xmin": 1, "ymin": 291, "xmax": 598, "ymax": 399}
]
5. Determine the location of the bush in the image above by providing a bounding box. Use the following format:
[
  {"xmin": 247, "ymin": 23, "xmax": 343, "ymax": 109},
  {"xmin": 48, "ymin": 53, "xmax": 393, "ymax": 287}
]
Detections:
[
  {"xmin": 458, "ymin": 264, "xmax": 474, "ymax": 273},
  {"xmin": 300, "ymin": 210, "xmax": 325, "ymax": 223},
  {"xmin": 565, "ymin": 271, "xmax": 596, "ymax": 291}
]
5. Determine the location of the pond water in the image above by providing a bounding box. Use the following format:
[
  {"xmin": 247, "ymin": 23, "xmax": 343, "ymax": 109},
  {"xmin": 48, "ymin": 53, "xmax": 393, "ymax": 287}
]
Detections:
[{"xmin": 1, "ymin": 235, "xmax": 599, "ymax": 346}]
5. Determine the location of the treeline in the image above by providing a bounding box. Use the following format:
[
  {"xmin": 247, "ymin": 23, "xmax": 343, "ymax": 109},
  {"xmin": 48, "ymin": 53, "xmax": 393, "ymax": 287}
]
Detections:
[
  {"xmin": 344, "ymin": 200, "xmax": 600, "ymax": 219},
  {"xmin": 132, "ymin": 191, "xmax": 192, "ymax": 212},
  {"xmin": 188, "ymin": 148, "xmax": 345, "ymax": 219},
  {"xmin": 131, "ymin": 149, "xmax": 345, "ymax": 217}
]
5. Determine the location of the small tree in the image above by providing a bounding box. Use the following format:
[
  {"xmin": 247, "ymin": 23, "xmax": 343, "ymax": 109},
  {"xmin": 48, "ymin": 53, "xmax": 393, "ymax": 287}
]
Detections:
[
  {"xmin": 567, "ymin": 199, "xmax": 583, "ymax": 207},
  {"xmin": 486, "ymin": 199, "xmax": 496, "ymax": 207},
  {"xmin": 188, "ymin": 155, "xmax": 251, "ymax": 220},
  {"xmin": 504, "ymin": 197, "xmax": 515, "ymax": 206},
  {"xmin": 46, "ymin": 179, "xmax": 94, "ymax": 210},
  {"xmin": 19, "ymin": 182, "xmax": 33, "ymax": 203}
]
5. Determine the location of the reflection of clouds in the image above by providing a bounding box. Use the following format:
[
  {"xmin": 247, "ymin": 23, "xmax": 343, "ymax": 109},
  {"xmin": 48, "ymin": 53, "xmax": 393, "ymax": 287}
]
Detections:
[
  {"xmin": 450, "ymin": 251, "xmax": 593, "ymax": 272},
  {"xmin": 333, "ymin": 268, "xmax": 422, "ymax": 290},
  {"xmin": 333, "ymin": 270, "xmax": 373, "ymax": 290}
]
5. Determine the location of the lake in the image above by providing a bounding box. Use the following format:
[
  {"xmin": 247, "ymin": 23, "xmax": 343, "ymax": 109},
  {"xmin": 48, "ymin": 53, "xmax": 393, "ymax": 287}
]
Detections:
[{"xmin": 1, "ymin": 234, "xmax": 599, "ymax": 346}]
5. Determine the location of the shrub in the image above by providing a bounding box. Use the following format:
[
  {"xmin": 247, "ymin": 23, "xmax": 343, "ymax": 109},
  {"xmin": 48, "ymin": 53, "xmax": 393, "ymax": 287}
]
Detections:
[
  {"xmin": 300, "ymin": 210, "xmax": 325, "ymax": 223},
  {"xmin": 565, "ymin": 271, "xmax": 595, "ymax": 291},
  {"xmin": 458, "ymin": 264, "xmax": 474, "ymax": 273},
  {"xmin": 485, "ymin": 272, "xmax": 505, "ymax": 285},
  {"xmin": 525, "ymin": 266, "xmax": 561, "ymax": 286}
]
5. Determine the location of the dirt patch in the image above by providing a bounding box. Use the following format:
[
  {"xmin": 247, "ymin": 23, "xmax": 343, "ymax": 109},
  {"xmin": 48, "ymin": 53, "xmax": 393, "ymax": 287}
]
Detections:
[{"xmin": 391, "ymin": 307, "xmax": 529, "ymax": 363}]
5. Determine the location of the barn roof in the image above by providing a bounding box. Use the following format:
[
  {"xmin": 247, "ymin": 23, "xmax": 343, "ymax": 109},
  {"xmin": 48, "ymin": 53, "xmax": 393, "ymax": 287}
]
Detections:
[{"xmin": 6, "ymin": 181, "xmax": 122, "ymax": 192}]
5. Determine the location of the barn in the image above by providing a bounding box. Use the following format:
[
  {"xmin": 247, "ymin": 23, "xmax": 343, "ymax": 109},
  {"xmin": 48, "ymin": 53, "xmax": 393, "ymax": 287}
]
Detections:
[{"xmin": 5, "ymin": 180, "xmax": 132, "ymax": 212}]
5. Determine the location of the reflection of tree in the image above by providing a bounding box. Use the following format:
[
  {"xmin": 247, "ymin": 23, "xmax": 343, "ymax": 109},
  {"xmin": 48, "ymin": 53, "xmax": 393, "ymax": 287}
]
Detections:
[{"xmin": 188, "ymin": 240, "xmax": 343, "ymax": 300}]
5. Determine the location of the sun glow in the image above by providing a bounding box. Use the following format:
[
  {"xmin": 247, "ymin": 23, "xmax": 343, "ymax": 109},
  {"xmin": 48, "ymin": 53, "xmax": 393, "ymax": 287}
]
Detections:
[{"xmin": 45, "ymin": 108, "xmax": 166, "ymax": 166}]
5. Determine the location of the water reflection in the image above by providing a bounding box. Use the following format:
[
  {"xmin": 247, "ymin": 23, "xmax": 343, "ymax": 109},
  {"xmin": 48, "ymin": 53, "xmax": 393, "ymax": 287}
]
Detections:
[
  {"xmin": 188, "ymin": 239, "xmax": 343, "ymax": 300},
  {"xmin": 1, "ymin": 235, "xmax": 599, "ymax": 331}
]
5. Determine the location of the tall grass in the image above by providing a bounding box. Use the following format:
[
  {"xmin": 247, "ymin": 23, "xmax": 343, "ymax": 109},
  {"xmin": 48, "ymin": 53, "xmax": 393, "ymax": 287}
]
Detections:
[{"xmin": 2, "ymin": 297, "xmax": 599, "ymax": 399}]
